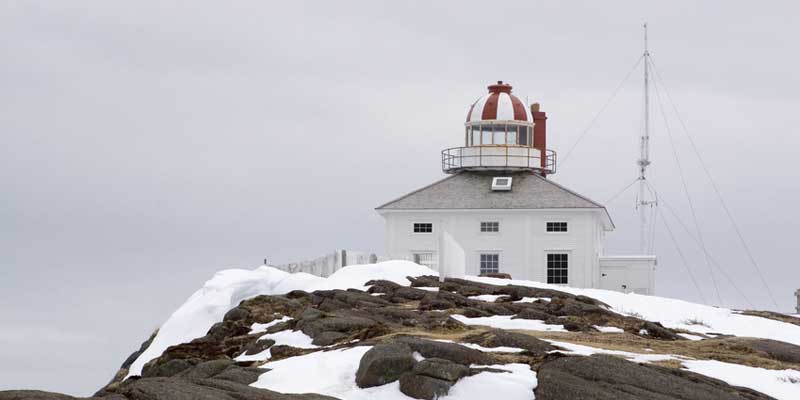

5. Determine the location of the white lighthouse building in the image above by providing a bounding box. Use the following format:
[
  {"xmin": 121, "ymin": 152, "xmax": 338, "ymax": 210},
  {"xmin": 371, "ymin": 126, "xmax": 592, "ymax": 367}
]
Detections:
[{"xmin": 377, "ymin": 81, "xmax": 656, "ymax": 294}]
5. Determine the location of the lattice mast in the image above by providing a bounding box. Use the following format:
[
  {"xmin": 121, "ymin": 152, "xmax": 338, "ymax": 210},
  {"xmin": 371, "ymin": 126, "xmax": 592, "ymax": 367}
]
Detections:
[{"xmin": 637, "ymin": 23, "xmax": 657, "ymax": 252}]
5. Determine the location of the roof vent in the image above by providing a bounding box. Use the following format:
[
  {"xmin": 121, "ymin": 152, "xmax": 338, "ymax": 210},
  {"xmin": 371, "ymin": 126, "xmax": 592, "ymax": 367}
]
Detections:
[{"xmin": 491, "ymin": 177, "xmax": 513, "ymax": 191}]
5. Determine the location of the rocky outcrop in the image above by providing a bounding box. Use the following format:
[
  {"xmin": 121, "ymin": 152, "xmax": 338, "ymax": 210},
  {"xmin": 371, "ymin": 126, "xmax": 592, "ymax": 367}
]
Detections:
[
  {"xmin": 4, "ymin": 274, "xmax": 796, "ymax": 400},
  {"xmin": 535, "ymin": 354, "xmax": 774, "ymax": 400}
]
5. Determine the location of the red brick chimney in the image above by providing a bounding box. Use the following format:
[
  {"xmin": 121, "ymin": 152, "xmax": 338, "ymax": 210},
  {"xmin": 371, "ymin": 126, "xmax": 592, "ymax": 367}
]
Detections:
[{"xmin": 531, "ymin": 103, "xmax": 547, "ymax": 172}]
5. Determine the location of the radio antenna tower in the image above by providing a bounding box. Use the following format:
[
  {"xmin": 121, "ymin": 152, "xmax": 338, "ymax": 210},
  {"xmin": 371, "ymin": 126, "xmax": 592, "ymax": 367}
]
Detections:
[{"xmin": 636, "ymin": 23, "xmax": 657, "ymax": 252}]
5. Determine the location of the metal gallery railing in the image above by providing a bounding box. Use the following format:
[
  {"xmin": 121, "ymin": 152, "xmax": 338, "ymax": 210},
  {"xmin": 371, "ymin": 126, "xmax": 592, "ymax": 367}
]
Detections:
[{"xmin": 441, "ymin": 146, "xmax": 557, "ymax": 174}]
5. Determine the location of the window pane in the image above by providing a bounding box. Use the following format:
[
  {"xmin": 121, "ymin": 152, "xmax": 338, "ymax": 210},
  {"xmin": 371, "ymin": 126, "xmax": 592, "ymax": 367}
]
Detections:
[
  {"xmin": 507, "ymin": 125, "xmax": 517, "ymax": 145},
  {"xmin": 519, "ymin": 126, "xmax": 528, "ymax": 146},
  {"xmin": 482, "ymin": 125, "xmax": 491, "ymax": 145},
  {"xmin": 472, "ymin": 128, "xmax": 480, "ymax": 146},
  {"xmin": 493, "ymin": 125, "xmax": 505, "ymax": 145}
]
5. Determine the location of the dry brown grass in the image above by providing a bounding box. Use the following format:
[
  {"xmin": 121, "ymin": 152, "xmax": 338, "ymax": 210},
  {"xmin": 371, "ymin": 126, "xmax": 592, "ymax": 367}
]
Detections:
[{"xmin": 516, "ymin": 330, "xmax": 800, "ymax": 371}]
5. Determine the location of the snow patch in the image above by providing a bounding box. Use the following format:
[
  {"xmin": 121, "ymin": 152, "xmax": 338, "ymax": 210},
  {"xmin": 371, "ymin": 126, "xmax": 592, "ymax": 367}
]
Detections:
[
  {"xmin": 451, "ymin": 314, "xmax": 566, "ymax": 332},
  {"xmin": 249, "ymin": 316, "xmax": 292, "ymax": 334},
  {"xmin": 545, "ymin": 340, "xmax": 679, "ymax": 363},
  {"xmin": 593, "ymin": 325, "xmax": 624, "ymax": 333},
  {"xmin": 514, "ymin": 297, "xmax": 551, "ymax": 303},
  {"xmin": 435, "ymin": 339, "xmax": 525, "ymax": 353},
  {"xmin": 468, "ymin": 275, "xmax": 800, "ymax": 346},
  {"xmin": 468, "ymin": 294, "xmax": 509, "ymax": 302},
  {"xmin": 253, "ymin": 346, "xmax": 536, "ymax": 400},
  {"xmin": 677, "ymin": 333, "xmax": 705, "ymax": 341},
  {"xmin": 683, "ymin": 360, "xmax": 800, "ymax": 400},
  {"xmin": 126, "ymin": 261, "xmax": 437, "ymax": 377}
]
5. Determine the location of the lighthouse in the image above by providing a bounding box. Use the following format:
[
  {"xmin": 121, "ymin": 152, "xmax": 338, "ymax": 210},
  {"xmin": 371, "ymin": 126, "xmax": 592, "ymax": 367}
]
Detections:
[
  {"xmin": 442, "ymin": 81, "xmax": 555, "ymax": 176},
  {"xmin": 377, "ymin": 82, "xmax": 656, "ymax": 294}
]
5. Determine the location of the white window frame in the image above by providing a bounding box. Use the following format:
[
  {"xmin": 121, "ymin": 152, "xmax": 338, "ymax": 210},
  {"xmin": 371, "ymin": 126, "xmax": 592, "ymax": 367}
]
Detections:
[
  {"xmin": 412, "ymin": 222, "xmax": 434, "ymax": 234},
  {"xmin": 478, "ymin": 252, "xmax": 500, "ymax": 274},
  {"xmin": 545, "ymin": 251, "xmax": 570, "ymax": 285},
  {"xmin": 545, "ymin": 220, "xmax": 569, "ymax": 234},
  {"xmin": 479, "ymin": 221, "xmax": 500, "ymax": 234}
]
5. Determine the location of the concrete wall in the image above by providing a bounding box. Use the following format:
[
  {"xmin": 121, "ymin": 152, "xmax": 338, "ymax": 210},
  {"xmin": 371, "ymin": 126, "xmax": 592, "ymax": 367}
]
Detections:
[
  {"xmin": 380, "ymin": 209, "xmax": 606, "ymax": 288},
  {"xmin": 274, "ymin": 249, "xmax": 385, "ymax": 277}
]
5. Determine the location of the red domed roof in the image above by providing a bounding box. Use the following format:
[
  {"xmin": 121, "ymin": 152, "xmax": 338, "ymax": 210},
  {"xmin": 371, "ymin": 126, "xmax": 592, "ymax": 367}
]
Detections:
[{"xmin": 466, "ymin": 81, "xmax": 532, "ymax": 123}]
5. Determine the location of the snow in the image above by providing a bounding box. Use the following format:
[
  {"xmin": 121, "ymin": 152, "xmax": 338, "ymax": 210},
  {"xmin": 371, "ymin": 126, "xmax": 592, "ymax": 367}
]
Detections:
[
  {"xmin": 468, "ymin": 294, "xmax": 508, "ymax": 302},
  {"xmin": 235, "ymin": 329, "xmax": 318, "ymax": 362},
  {"xmin": 415, "ymin": 287, "xmax": 440, "ymax": 292},
  {"xmin": 126, "ymin": 261, "xmax": 437, "ymax": 377},
  {"xmin": 545, "ymin": 340, "xmax": 679, "ymax": 363},
  {"xmin": 249, "ymin": 316, "xmax": 292, "ymax": 334},
  {"xmin": 435, "ymin": 339, "xmax": 525, "ymax": 353},
  {"xmin": 683, "ymin": 360, "xmax": 800, "ymax": 400},
  {"xmin": 514, "ymin": 297, "xmax": 551, "ymax": 303},
  {"xmin": 253, "ymin": 346, "xmax": 536, "ymax": 400},
  {"xmin": 468, "ymin": 275, "xmax": 800, "ymax": 346},
  {"xmin": 593, "ymin": 325, "xmax": 624, "ymax": 333},
  {"xmin": 451, "ymin": 314, "xmax": 566, "ymax": 332},
  {"xmin": 677, "ymin": 333, "xmax": 705, "ymax": 341},
  {"xmin": 441, "ymin": 363, "xmax": 537, "ymax": 400}
]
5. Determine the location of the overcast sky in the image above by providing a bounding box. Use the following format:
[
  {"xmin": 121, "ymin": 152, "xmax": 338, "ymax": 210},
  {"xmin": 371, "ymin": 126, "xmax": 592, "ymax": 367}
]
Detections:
[{"xmin": 3, "ymin": 1, "xmax": 800, "ymax": 396}]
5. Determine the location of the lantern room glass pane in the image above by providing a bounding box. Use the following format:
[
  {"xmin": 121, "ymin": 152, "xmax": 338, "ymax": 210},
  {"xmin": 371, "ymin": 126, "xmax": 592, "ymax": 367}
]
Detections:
[
  {"xmin": 482, "ymin": 125, "xmax": 492, "ymax": 145},
  {"xmin": 507, "ymin": 125, "xmax": 517, "ymax": 145},
  {"xmin": 493, "ymin": 125, "xmax": 505, "ymax": 145},
  {"xmin": 471, "ymin": 127, "xmax": 480, "ymax": 146},
  {"xmin": 519, "ymin": 126, "xmax": 529, "ymax": 146}
]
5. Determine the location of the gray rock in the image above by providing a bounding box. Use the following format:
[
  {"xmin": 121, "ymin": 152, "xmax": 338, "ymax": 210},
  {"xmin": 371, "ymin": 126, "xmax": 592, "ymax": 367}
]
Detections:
[
  {"xmin": 223, "ymin": 306, "xmax": 251, "ymax": 322},
  {"xmin": 535, "ymin": 354, "xmax": 774, "ymax": 400},
  {"xmin": 355, "ymin": 343, "xmax": 416, "ymax": 388},
  {"xmin": 412, "ymin": 358, "xmax": 468, "ymax": 381},
  {"xmin": 738, "ymin": 338, "xmax": 800, "ymax": 364},
  {"xmin": 243, "ymin": 338, "xmax": 276, "ymax": 356},
  {"xmin": 142, "ymin": 358, "xmax": 197, "ymax": 378},
  {"xmin": 464, "ymin": 329, "xmax": 555, "ymax": 355},
  {"xmin": 312, "ymin": 331, "xmax": 349, "ymax": 346},
  {"xmin": 0, "ymin": 391, "xmax": 80, "ymax": 400},
  {"xmin": 393, "ymin": 336, "xmax": 494, "ymax": 365},
  {"xmin": 113, "ymin": 377, "xmax": 342, "ymax": 400},
  {"xmin": 398, "ymin": 373, "xmax": 453, "ymax": 400},
  {"xmin": 176, "ymin": 359, "xmax": 234, "ymax": 379}
]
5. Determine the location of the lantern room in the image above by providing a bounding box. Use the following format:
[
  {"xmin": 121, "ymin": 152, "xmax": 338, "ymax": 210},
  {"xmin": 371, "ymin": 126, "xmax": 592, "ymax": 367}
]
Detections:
[{"xmin": 441, "ymin": 81, "xmax": 556, "ymax": 175}]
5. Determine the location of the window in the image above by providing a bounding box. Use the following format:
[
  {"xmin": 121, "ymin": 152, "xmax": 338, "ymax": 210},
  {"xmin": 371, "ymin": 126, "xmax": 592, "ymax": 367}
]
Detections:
[
  {"xmin": 547, "ymin": 253, "xmax": 568, "ymax": 284},
  {"xmin": 492, "ymin": 125, "xmax": 505, "ymax": 144},
  {"xmin": 519, "ymin": 126, "xmax": 529, "ymax": 146},
  {"xmin": 480, "ymin": 253, "xmax": 499, "ymax": 274},
  {"xmin": 480, "ymin": 221, "xmax": 499, "ymax": 232},
  {"xmin": 472, "ymin": 128, "xmax": 480, "ymax": 146},
  {"xmin": 481, "ymin": 125, "xmax": 492, "ymax": 145},
  {"xmin": 413, "ymin": 252, "xmax": 436, "ymax": 268},
  {"xmin": 413, "ymin": 223, "xmax": 433, "ymax": 233},
  {"xmin": 507, "ymin": 125, "xmax": 517, "ymax": 145},
  {"xmin": 491, "ymin": 177, "xmax": 513, "ymax": 191},
  {"xmin": 546, "ymin": 222, "xmax": 568, "ymax": 232}
]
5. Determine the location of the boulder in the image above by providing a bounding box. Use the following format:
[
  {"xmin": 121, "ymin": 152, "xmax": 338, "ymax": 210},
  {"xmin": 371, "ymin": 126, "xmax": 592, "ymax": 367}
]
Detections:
[
  {"xmin": 464, "ymin": 329, "xmax": 556, "ymax": 355},
  {"xmin": 355, "ymin": 343, "xmax": 416, "ymax": 388},
  {"xmin": 535, "ymin": 354, "xmax": 773, "ymax": 400},
  {"xmin": 312, "ymin": 331, "xmax": 349, "ymax": 346},
  {"xmin": 412, "ymin": 358, "xmax": 468, "ymax": 381},
  {"xmin": 393, "ymin": 336, "xmax": 494, "ymax": 365},
  {"xmin": 736, "ymin": 338, "xmax": 800, "ymax": 364},
  {"xmin": 398, "ymin": 373, "xmax": 453, "ymax": 400}
]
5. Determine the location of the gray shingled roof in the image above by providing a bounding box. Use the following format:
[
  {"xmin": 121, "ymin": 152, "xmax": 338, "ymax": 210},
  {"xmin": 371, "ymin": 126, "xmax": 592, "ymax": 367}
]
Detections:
[{"xmin": 376, "ymin": 171, "xmax": 605, "ymax": 210}]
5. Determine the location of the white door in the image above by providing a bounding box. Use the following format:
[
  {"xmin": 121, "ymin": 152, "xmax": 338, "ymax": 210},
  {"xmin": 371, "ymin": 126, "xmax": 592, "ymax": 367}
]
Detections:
[{"xmin": 600, "ymin": 267, "xmax": 629, "ymax": 293}]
